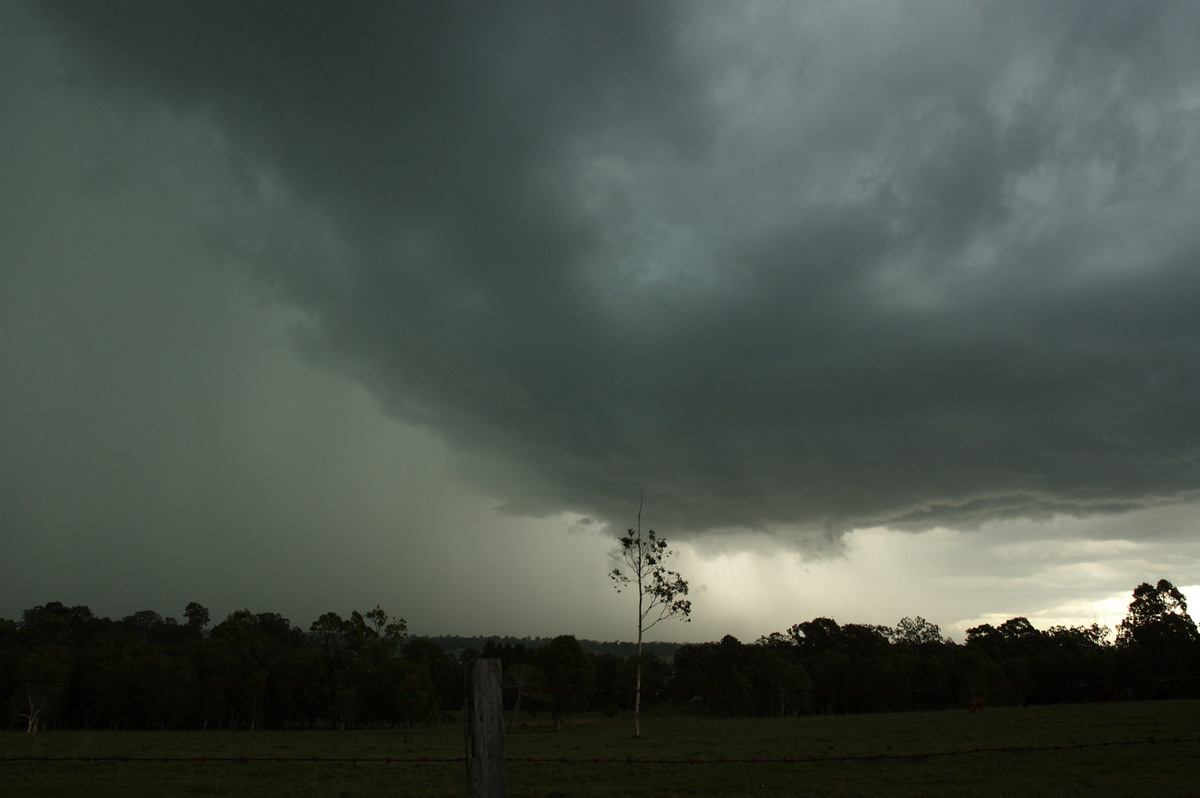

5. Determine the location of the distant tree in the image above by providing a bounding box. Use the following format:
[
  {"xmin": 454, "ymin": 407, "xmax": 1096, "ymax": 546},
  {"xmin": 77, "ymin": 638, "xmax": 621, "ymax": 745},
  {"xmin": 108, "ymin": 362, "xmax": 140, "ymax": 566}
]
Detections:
[
  {"xmin": 965, "ymin": 623, "xmax": 1004, "ymax": 658},
  {"xmin": 310, "ymin": 612, "xmax": 346, "ymax": 650},
  {"xmin": 183, "ymin": 602, "xmax": 210, "ymax": 633},
  {"xmin": 1116, "ymin": 579, "xmax": 1199, "ymax": 648},
  {"xmin": 841, "ymin": 623, "xmax": 892, "ymax": 656},
  {"xmin": 532, "ymin": 635, "xmax": 592, "ymax": 731},
  {"xmin": 1116, "ymin": 580, "xmax": 1199, "ymax": 693},
  {"xmin": 250, "ymin": 612, "xmax": 305, "ymax": 644},
  {"xmin": 609, "ymin": 494, "xmax": 691, "ymax": 737},
  {"xmin": 890, "ymin": 616, "xmax": 945, "ymax": 647},
  {"xmin": 967, "ymin": 617, "xmax": 1068, "ymax": 659},
  {"xmin": 361, "ymin": 606, "xmax": 409, "ymax": 656},
  {"xmin": 0, "ymin": 618, "xmax": 17, "ymax": 724},
  {"xmin": 400, "ymin": 637, "xmax": 452, "ymax": 718},
  {"xmin": 788, "ymin": 617, "xmax": 844, "ymax": 653},
  {"xmin": 755, "ymin": 630, "xmax": 792, "ymax": 648},
  {"xmin": 207, "ymin": 612, "xmax": 268, "ymax": 729},
  {"xmin": 362, "ymin": 657, "xmax": 435, "ymax": 729},
  {"xmin": 402, "ymin": 637, "xmax": 450, "ymax": 679},
  {"xmin": 21, "ymin": 602, "xmax": 103, "ymax": 643},
  {"xmin": 998, "ymin": 616, "xmax": 1040, "ymax": 643},
  {"xmin": 756, "ymin": 648, "xmax": 812, "ymax": 717},
  {"xmin": 1046, "ymin": 623, "xmax": 1111, "ymax": 649},
  {"xmin": 504, "ymin": 663, "xmax": 543, "ymax": 731},
  {"xmin": 11, "ymin": 647, "xmax": 70, "ymax": 732},
  {"xmin": 305, "ymin": 607, "xmax": 408, "ymax": 728},
  {"xmin": 121, "ymin": 610, "xmax": 165, "ymax": 640}
]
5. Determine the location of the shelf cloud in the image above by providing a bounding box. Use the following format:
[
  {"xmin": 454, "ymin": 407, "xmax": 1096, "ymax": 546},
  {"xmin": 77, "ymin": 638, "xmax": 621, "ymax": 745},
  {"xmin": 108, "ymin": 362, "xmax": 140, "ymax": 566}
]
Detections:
[{"xmin": 14, "ymin": 0, "xmax": 1200, "ymax": 552}]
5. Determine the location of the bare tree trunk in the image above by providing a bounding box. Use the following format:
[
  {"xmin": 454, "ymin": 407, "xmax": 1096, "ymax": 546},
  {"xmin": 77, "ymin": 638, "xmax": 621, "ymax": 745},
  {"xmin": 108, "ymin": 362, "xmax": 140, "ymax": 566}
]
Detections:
[
  {"xmin": 634, "ymin": 498, "xmax": 645, "ymax": 738},
  {"xmin": 508, "ymin": 690, "xmax": 522, "ymax": 733},
  {"xmin": 634, "ymin": 540, "xmax": 645, "ymax": 738},
  {"xmin": 20, "ymin": 685, "xmax": 45, "ymax": 733},
  {"xmin": 634, "ymin": 636, "xmax": 643, "ymax": 738}
]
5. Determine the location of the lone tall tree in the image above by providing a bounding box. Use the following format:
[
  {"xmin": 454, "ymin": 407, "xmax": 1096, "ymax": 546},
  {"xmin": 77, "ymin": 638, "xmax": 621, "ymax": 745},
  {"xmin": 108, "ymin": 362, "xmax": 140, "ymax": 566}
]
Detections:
[
  {"xmin": 609, "ymin": 495, "xmax": 691, "ymax": 737},
  {"xmin": 1116, "ymin": 579, "xmax": 1200, "ymax": 677}
]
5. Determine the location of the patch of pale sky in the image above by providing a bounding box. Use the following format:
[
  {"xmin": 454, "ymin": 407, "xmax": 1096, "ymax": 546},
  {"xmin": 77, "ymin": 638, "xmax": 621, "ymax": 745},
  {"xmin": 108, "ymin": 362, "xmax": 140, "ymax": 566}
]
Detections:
[{"xmin": 671, "ymin": 522, "xmax": 1200, "ymax": 644}]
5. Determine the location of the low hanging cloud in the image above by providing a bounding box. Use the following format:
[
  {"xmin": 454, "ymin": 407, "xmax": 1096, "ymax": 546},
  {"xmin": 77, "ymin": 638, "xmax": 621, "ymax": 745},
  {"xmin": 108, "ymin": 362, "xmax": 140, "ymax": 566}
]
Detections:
[{"xmin": 28, "ymin": 0, "xmax": 1200, "ymax": 541}]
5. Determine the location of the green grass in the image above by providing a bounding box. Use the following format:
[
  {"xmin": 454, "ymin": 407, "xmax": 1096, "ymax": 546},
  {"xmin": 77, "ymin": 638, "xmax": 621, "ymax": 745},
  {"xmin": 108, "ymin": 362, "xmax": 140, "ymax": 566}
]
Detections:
[{"xmin": 4, "ymin": 701, "xmax": 1200, "ymax": 797}]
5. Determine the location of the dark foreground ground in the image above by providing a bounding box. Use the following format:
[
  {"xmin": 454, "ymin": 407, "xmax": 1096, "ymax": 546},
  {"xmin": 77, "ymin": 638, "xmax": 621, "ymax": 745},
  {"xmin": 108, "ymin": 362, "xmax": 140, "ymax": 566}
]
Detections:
[{"xmin": 4, "ymin": 700, "xmax": 1199, "ymax": 797}]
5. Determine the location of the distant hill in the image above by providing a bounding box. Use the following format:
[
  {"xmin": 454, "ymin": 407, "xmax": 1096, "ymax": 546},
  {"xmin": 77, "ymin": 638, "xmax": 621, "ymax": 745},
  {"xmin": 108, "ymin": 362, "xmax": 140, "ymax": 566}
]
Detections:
[{"xmin": 417, "ymin": 634, "xmax": 682, "ymax": 662}]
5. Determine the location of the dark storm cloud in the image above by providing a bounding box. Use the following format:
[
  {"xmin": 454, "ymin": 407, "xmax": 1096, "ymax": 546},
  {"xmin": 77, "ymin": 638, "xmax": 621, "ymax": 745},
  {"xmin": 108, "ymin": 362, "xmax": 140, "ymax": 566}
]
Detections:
[{"xmin": 28, "ymin": 0, "xmax": 1200, "ymax": 539}]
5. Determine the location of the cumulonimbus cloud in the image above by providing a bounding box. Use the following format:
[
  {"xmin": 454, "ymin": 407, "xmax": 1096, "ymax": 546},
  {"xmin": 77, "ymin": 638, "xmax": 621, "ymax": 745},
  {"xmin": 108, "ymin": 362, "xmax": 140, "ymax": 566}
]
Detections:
[{"xmin": 30, "ymin": 0, "xmax": 1200, "ymax": 541}]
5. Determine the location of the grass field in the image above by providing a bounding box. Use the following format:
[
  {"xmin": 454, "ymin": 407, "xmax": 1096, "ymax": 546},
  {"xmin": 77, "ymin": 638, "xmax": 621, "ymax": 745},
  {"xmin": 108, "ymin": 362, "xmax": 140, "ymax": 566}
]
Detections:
[{"xmin": 4, "ymin": 701, "xmax": 1199, "ymax": 797}]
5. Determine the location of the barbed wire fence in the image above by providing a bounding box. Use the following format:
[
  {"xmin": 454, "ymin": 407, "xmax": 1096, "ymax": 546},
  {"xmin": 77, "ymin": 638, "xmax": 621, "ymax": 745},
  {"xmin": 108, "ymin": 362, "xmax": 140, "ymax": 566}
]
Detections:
[{"xmin": 5, "ymin": 737, "xmax": 1200, "ymax": 766}]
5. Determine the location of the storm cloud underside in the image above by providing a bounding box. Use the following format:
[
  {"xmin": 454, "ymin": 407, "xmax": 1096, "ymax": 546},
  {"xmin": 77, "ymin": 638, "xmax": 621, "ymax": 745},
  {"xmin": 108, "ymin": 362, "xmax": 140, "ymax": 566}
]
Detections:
[{"xmin": 18, "ymin": 0, "xmax": 1200, "ymax": 544}]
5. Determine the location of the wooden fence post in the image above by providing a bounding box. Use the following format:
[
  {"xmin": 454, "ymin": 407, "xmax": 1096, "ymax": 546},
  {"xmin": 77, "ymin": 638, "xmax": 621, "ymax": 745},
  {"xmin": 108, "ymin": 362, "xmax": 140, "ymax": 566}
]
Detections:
[{"xmin": 465, "ymin": 658, "xmax": 506, "ymax": 797}]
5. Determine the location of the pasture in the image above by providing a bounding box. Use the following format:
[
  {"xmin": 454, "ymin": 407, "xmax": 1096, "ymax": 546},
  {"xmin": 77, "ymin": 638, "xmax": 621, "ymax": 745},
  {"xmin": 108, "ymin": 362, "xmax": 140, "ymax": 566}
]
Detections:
[{"xmin": 3, "ymin": 701, "xmax": 1198, "ymax": 797}]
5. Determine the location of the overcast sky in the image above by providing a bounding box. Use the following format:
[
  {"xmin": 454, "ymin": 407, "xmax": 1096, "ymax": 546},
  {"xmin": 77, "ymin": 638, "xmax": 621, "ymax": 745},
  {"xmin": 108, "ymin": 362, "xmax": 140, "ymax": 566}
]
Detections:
[{"xmin": 4, "ymin": 0, "xmax": 1199, "ymax": 644}]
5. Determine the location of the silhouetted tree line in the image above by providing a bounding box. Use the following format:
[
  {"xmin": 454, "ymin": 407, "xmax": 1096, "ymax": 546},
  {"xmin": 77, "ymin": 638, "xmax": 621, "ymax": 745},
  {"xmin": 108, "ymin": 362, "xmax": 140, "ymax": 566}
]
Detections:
[
  {"xmin": 673, "ymin": 580, "xmax": 1200, "ymax": 717},
  {"xmin": 3, "ymin": 580, "xmax": 1197, "ymax": 731},
  {"xmin": 1, "ymin": 603, "xmax": 444, "ymax": 732}
]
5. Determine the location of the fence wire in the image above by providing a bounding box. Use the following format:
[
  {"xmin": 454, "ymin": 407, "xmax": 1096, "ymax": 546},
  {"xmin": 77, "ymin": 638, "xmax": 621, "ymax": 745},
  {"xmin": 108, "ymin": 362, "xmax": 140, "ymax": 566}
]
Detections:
[{"xmin": 4, "ymin": 736, "xmax": 1199, "ymax": 767}]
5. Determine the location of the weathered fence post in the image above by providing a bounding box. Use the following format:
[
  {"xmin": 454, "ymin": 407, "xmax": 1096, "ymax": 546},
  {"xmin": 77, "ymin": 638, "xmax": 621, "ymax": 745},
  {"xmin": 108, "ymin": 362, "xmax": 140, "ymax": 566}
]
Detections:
[{"xmin": 465, "ymin": 658, "xmax": 506, "ymax": 797}]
